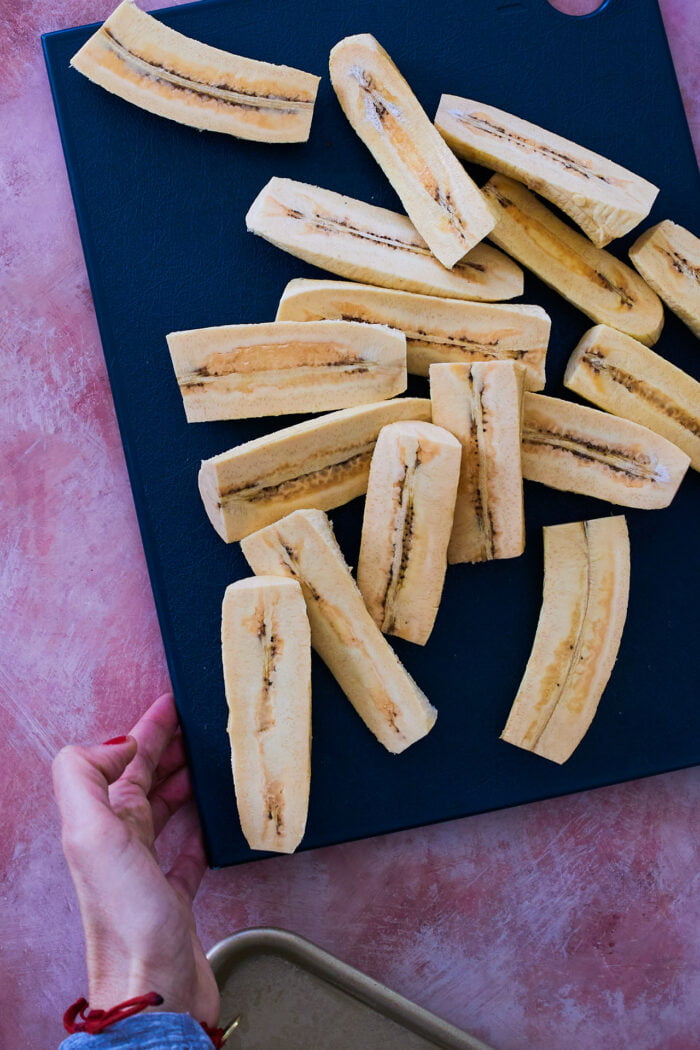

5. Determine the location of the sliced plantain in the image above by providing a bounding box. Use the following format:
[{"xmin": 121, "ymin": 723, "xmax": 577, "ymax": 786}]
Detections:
[
  {"xmin": 246, "ymin": 177, "xmax": 523, "ymax": 301},
  {"xmin": 564, "ymin": 325, "xmax": 700, "ymax": 471},
  {"xmin": 501, "ymin": 516, "xmax": 630, "ymax": 765},
  {"xmin": 435, "ymin": 96, "xmax": 658, "ymax": 247},
  {"xmin": 629, "ymin": 221, "xmax": 700, "ymax": 339},
  {"xmin": 330, "ymin": 35, "xmax": 494, "ymax": 268},
  {"xmin": 70, "ymin": 0, "xmax": 320, "ymax": 142},
  {"xmin": 276, "ymin": 278, "xmax": 550, "ymax": 389},
  {"xmin": 430, "ymin": 361, "xmax": 525, "ymax": 564},
  {"xmin": 167, "ymin": 319, "xmax": 407, "ymax": 421},
  {"xmin": 357, "ymin": 421, "xmax": 461, "ymax": 645},
  {"xmin": 522, "ymin": 392, "xmax": 690, "ymax": 509},
  {"xmin": 223, "ymin": 576, "xmax": 311, "ymax": 853},
  {"xmin": 482, "ymin": 175, "xmax": 664, "ymax": 346},
  {"xmin": 240, "ymin": 510, "xmax": 437, "ymax": 753},
  {"xmin": 199, "ymin": 397, "xmax": 431, "ymax": 542}
]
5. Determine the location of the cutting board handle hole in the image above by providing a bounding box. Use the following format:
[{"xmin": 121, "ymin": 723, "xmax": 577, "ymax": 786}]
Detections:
[{"xmin": 546, "ymin": 0, "xmax": 609, "ymax": 16}]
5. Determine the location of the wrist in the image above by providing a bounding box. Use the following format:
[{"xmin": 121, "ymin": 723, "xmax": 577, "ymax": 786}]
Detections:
[
  {"xmin": 87, "ymin": 945, "xmax": 195, "ymax": 1016},
  {"xmin": 62, "ymin": 1006, "xmax": 222, "ymax": 1049},
  {"xmin": 88, "ymin": 975, "xmax": 192, "ymax": 1017}
]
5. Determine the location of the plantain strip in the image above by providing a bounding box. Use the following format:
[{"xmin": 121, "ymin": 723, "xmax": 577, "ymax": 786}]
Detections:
[
  {"xmin": 71, "ymin": 0, "xmax": 320, "ymax": 142},
  {"xmin": 482, "ymin": 175, "xmax": 664, "ymax": 346}
]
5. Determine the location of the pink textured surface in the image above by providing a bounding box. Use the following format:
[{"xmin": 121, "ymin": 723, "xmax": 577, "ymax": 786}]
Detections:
[{"xmin": 1, "ymin": 1, "xmax": 699, "ymax": 1047}]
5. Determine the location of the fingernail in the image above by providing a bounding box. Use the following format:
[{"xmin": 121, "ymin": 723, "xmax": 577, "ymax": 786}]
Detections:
[{"xmin": 103, "ymin": 735, "xmax": 129, "ymax": 746}]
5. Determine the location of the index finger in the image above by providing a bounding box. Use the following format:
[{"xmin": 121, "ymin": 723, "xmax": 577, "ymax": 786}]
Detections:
[{"xmin": 115, "ymin": 692, "xmax": 180, "ymax": 797}]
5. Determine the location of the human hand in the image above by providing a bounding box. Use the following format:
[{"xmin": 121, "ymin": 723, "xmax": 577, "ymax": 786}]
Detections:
[{"xmin": 52, "ymin": 693, "xmax": 220, "ymax": 1027}]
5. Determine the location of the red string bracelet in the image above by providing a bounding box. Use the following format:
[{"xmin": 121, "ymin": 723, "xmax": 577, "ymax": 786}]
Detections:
[
  {"xmin": 200, "ymin": 1020, "xmax": 226, "ymax": 1047},
  {"xmin": 63, "ymin": 994, "xmax": 226, "ymax": 1046},
  {"xmin": 63, "ymin": 992, "xmax": 164, "ymax": 1034}
]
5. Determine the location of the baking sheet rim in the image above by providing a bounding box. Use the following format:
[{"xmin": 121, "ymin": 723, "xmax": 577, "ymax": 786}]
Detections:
[{"xmin": 207, "ymin": 926, "xmax": 495, "ymax": 1050}]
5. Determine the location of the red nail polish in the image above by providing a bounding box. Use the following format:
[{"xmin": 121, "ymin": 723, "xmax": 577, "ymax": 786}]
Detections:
[{"xmin": 103, "ymin": 735, "xmax": 128, "ymax": 746}]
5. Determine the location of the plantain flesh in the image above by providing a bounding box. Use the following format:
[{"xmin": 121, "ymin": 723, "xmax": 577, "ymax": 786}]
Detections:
[
  {"xmin": 241, "ymin": 510, "xmax": 437, "ymax": 753},
  {"xmin": 70, "ymin": 0, "xmax": 320, "ymax": 142},
  {"xmin": 435, "ymin": 96, "xmax": 658, "ymax": 247},
  {"xmin": 430, "ymin": 361, "xmax": 525, "ymax": 564},
  {"xmin": 564, "ymin": 325, "xmax": 700, "ymax": 471},
  {"xmin": 223, "ymin": 576, "xmax": 311, "ymax": 853},
  {"xmin": 501, "ymin": 517, "xmax": 630, "ymax": 765},
  {"xmin": 522, "ymin": 392, "xmax": 690, "ymax": 509},
  {"xmin": 198, "ymin": 397, "xmax": 431, "ymax": 542},
  {"xmin": 167, "ymin": 320, "xmax": 407, "ymax": 421},
  {"xmin": 246, "ymin": 178, "xmax": 523, "ymax": 301},
  {"xmin": 482, "ymin": 175, "xmax": 664, "ymax": 346},
  {"xmin": 629, "ymin": 221, "xmax": 700, "ymax": 339},
  {"xmin": 330, "ymin": 35, "xmax": 494, "ymax": 268},
  {"xmin": 276, "ymin": 278, "xmax": 549, "ymax": 389},
  {"xmin": 357, "ymin": 421, "xmax": 461, "ymax": 645}
]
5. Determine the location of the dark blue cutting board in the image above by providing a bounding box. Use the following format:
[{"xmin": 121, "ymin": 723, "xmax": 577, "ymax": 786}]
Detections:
[{"xmin": 43, "ymin": 0, "xmax": 700, "ymax": 867}]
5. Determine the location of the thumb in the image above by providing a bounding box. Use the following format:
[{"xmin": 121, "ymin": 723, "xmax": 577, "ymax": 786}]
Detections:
[{"xmin": 52, "ymin": 736, "xmax": 138, "ymax": 828}]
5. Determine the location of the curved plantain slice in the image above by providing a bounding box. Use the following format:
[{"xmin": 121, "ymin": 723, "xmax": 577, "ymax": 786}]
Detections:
[
  {"xmin": 223, "ymin": 576, "xmax": 311, "ymax": 854},
  {"xmin": 629, "ymin": 221, "xmax": 700, "ymax": 339},
  {"xmin": 357, "ymin": 421, "xmax": 462, "ymax": 646},
  {"xmin": 482, "ymin": 175, "xmax": 664, "ymax": 346},
  {"xmin": 167, "ymin": 319, "xmax": 407, "ymax": 421},
  {"xmin": 330, "ymin": 35, "xmax": 494, "ymax": 268},
  {"xmin": 70, "ymin": 0, "xmax": 320, "ymax": 142},
  {"xmin": 501, "ymin": 516, "xmax": 630, "ymax": 765},
  {"xmin": 241, "ymin": 510, "xmax": 437, "ymax": 754},
  {"xmin": 198, "ymin": 397, "xmax": 431, "ymax": 542},
  {"xmin": 564, "ymin": 325, "xmax": 700, "ymax": 471},
  {"xmin": 276, "ymin": 278, "xmax": 550, "ymax": 389},
  {"xmin": 522, "ymin": 392, "xmax": 690, "ymax": 509},
  {"xmin": 430, "ymin": 361, "xmax": 525, "ymax": 564},
  {"xmin": 246, "ymin": 177, "xmax": 523, "ymax": 301},
  {"xmin": 435, "ymin": 96, "xmax": 658, "ymax": 248}
]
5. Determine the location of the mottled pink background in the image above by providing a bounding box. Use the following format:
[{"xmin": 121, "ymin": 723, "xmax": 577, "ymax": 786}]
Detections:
[{"xmin": 1, "ymin": 1, "xmax": 699, "ymax": 1047}]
